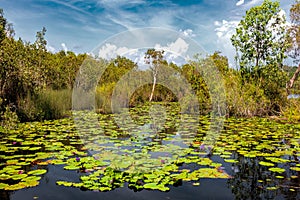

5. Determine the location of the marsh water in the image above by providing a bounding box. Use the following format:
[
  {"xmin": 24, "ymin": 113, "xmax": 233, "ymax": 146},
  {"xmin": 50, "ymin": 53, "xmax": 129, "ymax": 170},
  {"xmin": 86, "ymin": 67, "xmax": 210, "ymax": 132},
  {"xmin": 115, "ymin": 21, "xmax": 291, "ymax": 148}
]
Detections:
[{"xmin": 0, "ymin": 104, "xmax": 300, "ymax": 200}]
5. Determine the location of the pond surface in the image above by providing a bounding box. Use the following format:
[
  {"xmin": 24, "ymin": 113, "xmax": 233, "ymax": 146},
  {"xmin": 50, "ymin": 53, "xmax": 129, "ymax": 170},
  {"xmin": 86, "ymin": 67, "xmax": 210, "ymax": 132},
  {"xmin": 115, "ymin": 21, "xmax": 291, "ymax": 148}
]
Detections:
[{"xmin": 0, "ymin": 103, "xmax": 300, "ymax": 199}]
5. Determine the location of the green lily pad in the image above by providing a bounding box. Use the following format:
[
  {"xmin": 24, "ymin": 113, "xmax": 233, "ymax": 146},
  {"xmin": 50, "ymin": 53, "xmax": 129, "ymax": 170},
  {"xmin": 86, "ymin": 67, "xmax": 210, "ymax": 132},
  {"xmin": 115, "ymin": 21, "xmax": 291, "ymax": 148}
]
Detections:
[
  {"xmin": 4, "ymin": 183, "xmax": 27, "ymax": 191},
  {"xmin": 224, "ymin": 159, "xmax": 238, "ymax": 163},
  {"xmin": 28, "ymin": 169, "xmax": 47, "ymax": 176},
  {"xmin": 269, "ymin": 167, "xmax": 285, "ymax": 173},
  {"xmin": 0, "ymin": 183, "xmax": 9, "ymax": 190},
  {"xmin": 56, "ymin": 181, "xmax": 73, "ymax": 187},
  {"xmin": 266, "ymin": 186, "xmax": 278, "ymax": 190},
  {"xmin": 11, "ymin": 174, "xmax": 28, "ymax": 180},
  {"xmin": 23, "ymin": 180, "xmax": 40, "ymax": 187},
  {"xmin": 64, "ymin": 165, "xmax": 80, "ymax": 170},
  {"xmin": 143, "ymin": 183, "xmax": 170, "ymax": 191},
  {"xmin": 290, "ymin": 167, "xmax": 300, "ymax": 171},
  {"xmin": 259, "ymin": 161, "xmax": 274, "ymax": 167}
]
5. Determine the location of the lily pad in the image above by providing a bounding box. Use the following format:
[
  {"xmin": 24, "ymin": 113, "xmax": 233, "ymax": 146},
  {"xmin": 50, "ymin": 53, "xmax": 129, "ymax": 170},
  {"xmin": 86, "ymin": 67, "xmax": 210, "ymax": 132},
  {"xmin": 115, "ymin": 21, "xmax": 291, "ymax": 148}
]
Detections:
[
  {"xmin": 28, "ymin": 169, "xmax": 47, "ymax": 176},
  {"xmin": 268, "ymin": 167, "xmax": 285, "ymax": 173},
  {"xmin": 259, "ymin": 161, "xmax": 274, "ymax": 167}
]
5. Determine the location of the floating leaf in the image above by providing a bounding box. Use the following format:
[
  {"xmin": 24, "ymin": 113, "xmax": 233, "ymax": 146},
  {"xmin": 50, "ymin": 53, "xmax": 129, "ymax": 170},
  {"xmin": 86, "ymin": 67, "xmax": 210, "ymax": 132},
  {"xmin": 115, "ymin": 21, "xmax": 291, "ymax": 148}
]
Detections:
[
  {"xmin": 28, "ymin": 169, "xmax": 47, "ymax": 176},
  {"xmin": 259, "ymin": 161, "xmax": 274, "ymax": 167},
  {"xmin": 56, "ymin": 181, "xmax": 73, "ymax": 187},
  {"xmin": 290, "ymin": 167, "xmax": 300, "ymax": 171},
  {"xmin": 0, "ymin": 183, "xmax": 9, "ymax": 190},
  {"xmin": 224, "ymin": 159, "xmax": 238, "ymax": 163},
  {"xmin": 269, "ymin": 167, "xmax": 285, "ymax": 173}
]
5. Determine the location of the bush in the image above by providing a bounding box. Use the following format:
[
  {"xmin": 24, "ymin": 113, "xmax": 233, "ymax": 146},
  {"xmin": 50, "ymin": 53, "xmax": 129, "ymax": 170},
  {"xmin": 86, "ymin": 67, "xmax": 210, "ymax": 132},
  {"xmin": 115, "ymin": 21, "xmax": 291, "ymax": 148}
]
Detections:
[
  {"xmin": 95, "ymin": 83, "xmax": 115, "ymax": 113},
  {"xmin": 1, "ymin": 105, "xmax": 19, "ymax": 129},
  {"xmin": 225, "ymin": 72, "xmax": 271, "ymax": 117}
]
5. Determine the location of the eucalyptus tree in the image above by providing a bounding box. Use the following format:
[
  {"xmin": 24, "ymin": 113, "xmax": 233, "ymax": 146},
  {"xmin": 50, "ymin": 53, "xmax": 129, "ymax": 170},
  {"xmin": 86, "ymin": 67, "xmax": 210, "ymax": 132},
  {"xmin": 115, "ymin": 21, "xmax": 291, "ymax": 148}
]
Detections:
[
  {"xmin": 286, "ymin": 0, "xmax": 300, "ymax": 93},
  {"xmin": 144, "ymin": 49, "xmax": 165, "ymax": 102},
  {"xmin": 231, "ymin": 0, "xmax": 287, "ymax": 80}
]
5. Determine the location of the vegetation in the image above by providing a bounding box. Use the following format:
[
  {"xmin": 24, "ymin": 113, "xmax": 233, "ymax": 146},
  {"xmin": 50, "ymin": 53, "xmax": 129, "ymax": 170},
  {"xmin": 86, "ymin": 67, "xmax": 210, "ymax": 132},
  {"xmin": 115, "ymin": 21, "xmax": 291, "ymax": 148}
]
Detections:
[
  {"xmin": 1, "ymin": 1, "xmax": 300, "ymax": 197},
  {"xmin": 0, "ymin": 103, "xmax": 299, "ymax": 193},
  {"xmin": 286, "ymin": 0, "xmax": 300, "ymax": 93},
  {"xmin": 0, "ymin": 0, "xmax": 300, "ymax": 124}
]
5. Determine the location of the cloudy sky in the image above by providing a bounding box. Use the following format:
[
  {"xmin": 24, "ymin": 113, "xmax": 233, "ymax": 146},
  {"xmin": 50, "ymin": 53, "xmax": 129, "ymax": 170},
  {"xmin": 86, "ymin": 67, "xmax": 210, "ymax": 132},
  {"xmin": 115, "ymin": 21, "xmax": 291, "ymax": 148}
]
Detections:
[{"xmin": 0, "ymin": 0, "xmax": 294, "ymax": 66}]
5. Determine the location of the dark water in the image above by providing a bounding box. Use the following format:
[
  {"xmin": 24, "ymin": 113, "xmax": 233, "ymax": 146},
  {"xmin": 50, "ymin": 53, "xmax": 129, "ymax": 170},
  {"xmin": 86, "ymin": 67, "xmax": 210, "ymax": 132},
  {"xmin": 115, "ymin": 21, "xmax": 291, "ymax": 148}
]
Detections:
[
  {"xmin": 1, "ymin": 112, "xmax": 300, "ymax": 200},
  {"xmin": 3, "ymin": 165, "xmax": 234, "ymax": 200},
  {"xmin": 2, "ymin": 155, "xmax": 299, "ymax": 200}
]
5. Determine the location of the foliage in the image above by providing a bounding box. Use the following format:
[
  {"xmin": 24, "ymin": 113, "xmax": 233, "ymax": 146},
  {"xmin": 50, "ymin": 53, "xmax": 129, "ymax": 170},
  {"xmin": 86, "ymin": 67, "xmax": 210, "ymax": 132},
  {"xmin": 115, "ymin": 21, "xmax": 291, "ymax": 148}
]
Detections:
[
  {"xmin": 144, "ymin": 49, "xmax": 166, "ymax": 102},
  {"xmin": 17, "ymin": 89, "xmax": 72, "ymax": 121},
  {"xmin": 0, "ymin": 105, "xmax": 19, "ymax": 129},
  {"xmin": 0, "ymin": 10, "xmax": 85, "ymax": 121},
  {"xmin": 281, "ymin": 98, "xmax": 300, "ymax": 121},
  {"xmin": 230, "ymin": 0, "xmax": 289, "ymax": 114},
  {"xmin": 231, "ymin": 0, "xmax": 287, "ymax": 79},
  {"xmin": 0, "ymin": 3, "xmax": 298, "ymax": 123},
  {"xmin": 286, "ymin": 0, "xmax": 300, "ymax": 63},
  {"xmin": 224, "ymin": 71, "xmax": 271, "ymax": 117},
  {"xmin": 0, "ymin": 104, "xmax": 300, "ymax": 194}
]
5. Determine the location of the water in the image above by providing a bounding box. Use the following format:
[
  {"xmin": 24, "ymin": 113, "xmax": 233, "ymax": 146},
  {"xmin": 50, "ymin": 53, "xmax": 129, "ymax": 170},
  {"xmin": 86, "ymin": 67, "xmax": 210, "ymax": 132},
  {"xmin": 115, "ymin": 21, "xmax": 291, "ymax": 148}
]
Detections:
[
  {"xmin": 1, "ymin": 106, "xmax": 300, "ymax": 199},
  {"xmin": 5, "ymin": 164, "xmax": 234, "ymax": 200},
  {"xmin": 3, "ymin": 156, "xmax": 299, "ymax": 200}
]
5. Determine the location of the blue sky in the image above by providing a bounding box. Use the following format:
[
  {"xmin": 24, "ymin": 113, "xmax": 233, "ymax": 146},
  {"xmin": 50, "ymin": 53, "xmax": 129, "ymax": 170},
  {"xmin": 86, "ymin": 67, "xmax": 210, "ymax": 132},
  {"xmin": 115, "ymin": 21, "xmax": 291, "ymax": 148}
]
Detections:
[{"xmin": 0, "ymin": 0, "xmax": 294, "ymax": 65}]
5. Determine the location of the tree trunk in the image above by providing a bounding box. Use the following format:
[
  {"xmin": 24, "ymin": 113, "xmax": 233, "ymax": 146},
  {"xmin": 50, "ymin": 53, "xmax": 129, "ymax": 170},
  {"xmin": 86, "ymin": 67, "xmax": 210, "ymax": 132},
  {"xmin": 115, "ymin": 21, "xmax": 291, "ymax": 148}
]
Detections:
[
  {"xmin": 286, "ymin": 64, "xmax": 300, "ymax": 94},
  {"xmin": 149, "ymin": 74, "xmax": 156, "ymax": 102}
]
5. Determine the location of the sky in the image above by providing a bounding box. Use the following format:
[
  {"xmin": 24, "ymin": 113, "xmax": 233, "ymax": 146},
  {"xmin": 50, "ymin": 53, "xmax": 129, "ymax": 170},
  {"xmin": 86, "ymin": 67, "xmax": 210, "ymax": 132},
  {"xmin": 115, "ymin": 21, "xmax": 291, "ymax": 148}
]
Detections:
[{"xmin": 0, "ymin": 0, "xmax": 294, "ymax": 66}]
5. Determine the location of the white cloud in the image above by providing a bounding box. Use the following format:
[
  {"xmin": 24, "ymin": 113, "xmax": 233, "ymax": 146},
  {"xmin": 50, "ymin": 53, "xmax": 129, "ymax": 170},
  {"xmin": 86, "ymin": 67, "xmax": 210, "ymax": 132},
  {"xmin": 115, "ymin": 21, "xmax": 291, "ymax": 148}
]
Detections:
[
  {"xmin": 154, "ymin": 38, "xmax": 189, "ymax": 58},
  {"xmin": 214, "ymin": 21, "xmax": 221, "ymax": 26},
  {"xmin": 49, "ymin": 0, "xmax": 90, "ymax": 15},
  {"xmin": 268, "ymin": 9, "xmax": 288, "ymax": 28},
  {"xmin": 98, "ymin": 0, "xmax": 145, "ymax": 8},
  {"xmin": 179, "ymin": 29, "xmax": 196, "ymax": 37},
  {"xmin": 214, "ymin": 20, "xmax": 239, "ymax": 67},
  {"xmin": 245, "ymin": 0, "xmax": 262, "ymax": 7},
  {"xmin": 215, "ymin": 20, "xmax": 239, "ymax": 39},
  {"xmin": 98, "ymin": 43, "xmax": 137, "ymax": 60},
  {"xmin": 236, "ymin": 0, "xmax": 244, "ymax": 6},
  {"xmin": 97, "ymin": 37, "xmax": 190, "ymax": 67},
  {"xmin": 47, "ymin": 45, "xmax": 56, "ymax": 53},
  {"xmin": 61, "ymin": 43, "xmax": 68, "ymax": 52}
]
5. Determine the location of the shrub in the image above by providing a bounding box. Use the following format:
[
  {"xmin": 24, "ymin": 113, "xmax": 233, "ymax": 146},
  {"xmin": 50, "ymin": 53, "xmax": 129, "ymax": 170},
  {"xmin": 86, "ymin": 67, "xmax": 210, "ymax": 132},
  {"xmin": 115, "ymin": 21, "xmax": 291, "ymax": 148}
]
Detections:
[{"xmin": 1, "ymin": 105, "xmax": 19, "ymax": 130}]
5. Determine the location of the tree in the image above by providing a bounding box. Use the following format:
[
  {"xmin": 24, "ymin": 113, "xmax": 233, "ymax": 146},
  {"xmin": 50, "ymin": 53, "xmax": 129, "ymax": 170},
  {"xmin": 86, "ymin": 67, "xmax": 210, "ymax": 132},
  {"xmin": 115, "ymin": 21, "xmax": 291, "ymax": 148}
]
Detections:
[
  {"xmin": 35, "ymin": 27, "xmax": 47, "ymax": 51},
  {"xmin": 231, "ymin": 0, "xmax": 287, "ymax": 79},
  {"xmin": 0, "ymin": 8, "xmax": 7, "ymax": 43},
  {"xmin": 144, "ymin": 49, "xmax": 165, "ymax": 102},
  {"xmin": 286, "ymin": 0, "xmax": 300, "ymax": 93}
]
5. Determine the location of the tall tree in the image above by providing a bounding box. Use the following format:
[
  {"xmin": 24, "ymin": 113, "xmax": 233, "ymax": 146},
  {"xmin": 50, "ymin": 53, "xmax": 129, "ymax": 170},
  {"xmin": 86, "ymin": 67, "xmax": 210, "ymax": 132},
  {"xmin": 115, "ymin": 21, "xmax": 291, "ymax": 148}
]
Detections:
[
  {"xmin": 35, "ymin": 27, "xmax": 47, "ymax": 51},
  {"xmin": 286, "ymin": 0, "xmax": 300, "ymax": 93},
  {"xmin": 0, "ymin": 8, "xmax": 7, "ymax": 43},
  {"xmin": 144, "ymin": 49, "xmax": 165, "ymax": 102},
  {"xmin": 231, "ymin": 0, "xmax": 287, "ymax": 79}
]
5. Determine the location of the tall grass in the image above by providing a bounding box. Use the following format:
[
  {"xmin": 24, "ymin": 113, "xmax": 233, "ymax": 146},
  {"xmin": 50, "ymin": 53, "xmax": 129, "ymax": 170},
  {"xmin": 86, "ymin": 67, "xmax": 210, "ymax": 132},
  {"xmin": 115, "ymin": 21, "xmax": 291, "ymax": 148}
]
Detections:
[
  {"xmin": 281, "ymin": 98, "xmax": 300, "ymax": 122},
  {"xmin": 17, "ymin": 89, "xmax": 72, "ymax": 121}
]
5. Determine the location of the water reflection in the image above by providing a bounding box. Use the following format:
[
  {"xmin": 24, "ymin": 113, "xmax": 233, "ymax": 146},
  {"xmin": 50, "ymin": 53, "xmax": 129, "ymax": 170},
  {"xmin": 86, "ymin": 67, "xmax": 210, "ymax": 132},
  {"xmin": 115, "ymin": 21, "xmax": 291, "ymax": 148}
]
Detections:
[
  {"xmin": 0, "ymin": 190, "xmax": 10, "ymax": 200},
  {"xmin": 227, "ymin": 152, "xmax": 300, "ymax": 200}
]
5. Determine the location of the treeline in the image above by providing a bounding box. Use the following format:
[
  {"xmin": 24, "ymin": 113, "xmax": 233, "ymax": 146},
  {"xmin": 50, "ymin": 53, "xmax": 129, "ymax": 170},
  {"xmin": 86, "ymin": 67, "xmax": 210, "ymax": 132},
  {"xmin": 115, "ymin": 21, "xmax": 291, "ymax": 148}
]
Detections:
[
  {"xmin": 1, "ymin": 0, "xmax": 300, "ymax": 127},
  {"xmin": 0, "ymin": 9, "xmax": 87, "ymax": 124}
]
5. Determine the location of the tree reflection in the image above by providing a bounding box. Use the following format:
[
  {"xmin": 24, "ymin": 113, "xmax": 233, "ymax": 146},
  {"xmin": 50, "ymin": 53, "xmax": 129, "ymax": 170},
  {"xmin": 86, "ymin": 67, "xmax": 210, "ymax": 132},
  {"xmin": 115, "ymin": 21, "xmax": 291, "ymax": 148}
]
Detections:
[
  {"xmin": 0, "ymin": 190, "xmax": 10, "ymax": 200},
  {"xmin": 227, "ymin": 152, "xmax": 300, "ymax": 200}
]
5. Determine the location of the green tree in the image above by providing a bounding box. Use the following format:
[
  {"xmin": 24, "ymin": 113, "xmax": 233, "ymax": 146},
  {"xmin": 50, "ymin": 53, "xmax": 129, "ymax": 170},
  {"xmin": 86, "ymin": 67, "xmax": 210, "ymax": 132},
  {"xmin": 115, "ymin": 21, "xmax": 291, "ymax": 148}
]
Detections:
[
  {"xmin": 286, "ymin": 0, "xmax": 300, "ymax": 93},
  {"xmin": 0, "ymin": 8, "xmax": 7, "ymax": 43},
  {"xmin": 231, "ymin": 0, "xmax": 287, "ymax": 79},
  {"xmin": 35, "ymin": 27, "xmax": 47, "ymax": 51},
  {"xmin": 144, "ymin": 49, "xmax": 165, "ymax": 102}
]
